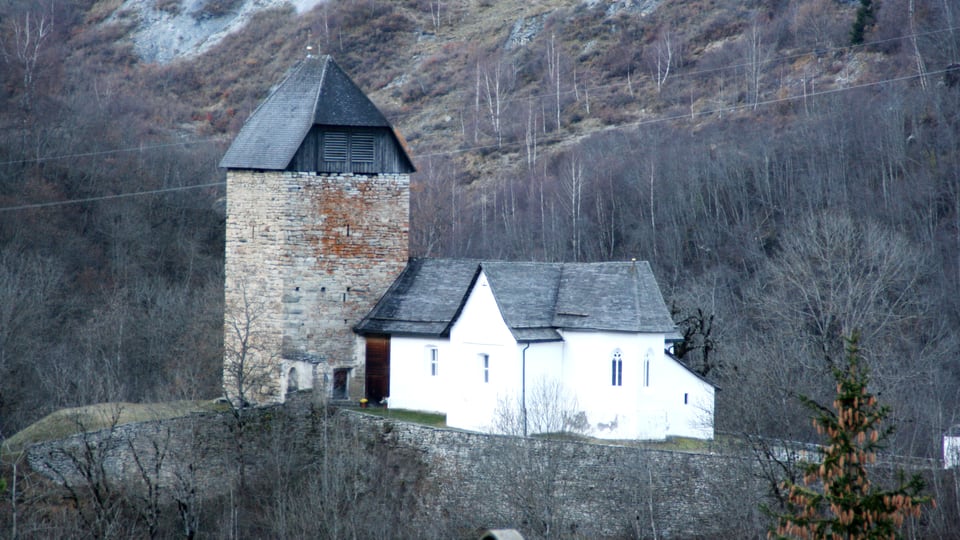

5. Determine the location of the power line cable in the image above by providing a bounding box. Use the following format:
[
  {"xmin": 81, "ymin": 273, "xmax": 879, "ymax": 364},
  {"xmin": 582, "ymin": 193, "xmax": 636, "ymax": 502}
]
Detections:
[
  {"xmin": 1, "ymin": 22, "xmax": 949, "ymax": 167},
  {"xmin": 0, "ymin": 182, "xmax": 225, "ymax": 213},
  {"xmin": 0, "ymin": 138, "xmax": 224, "ymax": 167},
  {"xmin": 0, "ymin": 66, "xmax": 941, "ymax": 213},
  {"xmin": 417, "ymin": 66, "xmax": 950, "ymax": 160},
  {"xmin": 0, "ymin": 24, "xmax": 954, "ymax": 212},
  {"xmin": 385, "ymin": 23, "xmax": 960, "ymax": 120}
]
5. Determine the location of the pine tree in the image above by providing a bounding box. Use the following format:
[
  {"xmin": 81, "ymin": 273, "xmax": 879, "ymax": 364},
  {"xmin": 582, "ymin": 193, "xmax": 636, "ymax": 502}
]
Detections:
[
  {"xmin": 850, "ymin": 0, "xmax": 874, "ymax": 45},
  {"xmin": 772, "ymin": 334, "xmax": 932, "ymax": 539}
]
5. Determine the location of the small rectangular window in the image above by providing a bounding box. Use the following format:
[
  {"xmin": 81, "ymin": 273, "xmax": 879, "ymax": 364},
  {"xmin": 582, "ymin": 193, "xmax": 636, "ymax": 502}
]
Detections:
[
  {"xmin": 481, "ymin": 354, "xmax": 489, "ymax": 383},
  {"xmin": 428, "ymin": 347, "xmax": 439, "ymax": 377},
  {"xmin": 684, "ymin": 392, "xmax": 689, "ymax": 405}
]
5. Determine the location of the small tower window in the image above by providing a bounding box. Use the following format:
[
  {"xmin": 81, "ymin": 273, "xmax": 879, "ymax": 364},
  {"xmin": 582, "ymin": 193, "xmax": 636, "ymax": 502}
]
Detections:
[
  {"xmin": 287, "ymin": 367, "xmax": 298, "ymax": 393},
  {"xmin": 611, "ymin": 349, "xmax": 623, "ymax": 386}
]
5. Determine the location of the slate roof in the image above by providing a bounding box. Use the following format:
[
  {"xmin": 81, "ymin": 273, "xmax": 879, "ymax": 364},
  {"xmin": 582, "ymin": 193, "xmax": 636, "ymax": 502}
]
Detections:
[
  {"xmin": 219, "ymin": 55, "xmax": 402, "ymax": 170},
  {"xmin": 355, "ymin": 258, "xmax": 677, "ymax": 341},
  {"xmin": 354, "ymin": 258, "xmax": 480, "ymax": 336}
]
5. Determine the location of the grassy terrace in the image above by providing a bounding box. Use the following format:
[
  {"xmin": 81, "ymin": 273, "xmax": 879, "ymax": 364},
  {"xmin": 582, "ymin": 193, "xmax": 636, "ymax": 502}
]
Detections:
[
  {"xmin": 350, "ymin": 407, "xmax": 448, "ymax": 428},
  {"xmin": 4, "ymin": 401, "xmax": 729, "ymax": 462},
  {"xmin": 1, "ymin": 400, "xmax": 227, "ymax": 460}
]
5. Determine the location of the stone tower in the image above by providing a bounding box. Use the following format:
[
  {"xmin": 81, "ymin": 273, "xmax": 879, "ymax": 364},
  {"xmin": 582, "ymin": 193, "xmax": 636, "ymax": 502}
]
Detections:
[{"xmin": 219, "ymin": 55, "xmax": 413, "ymax": 404}]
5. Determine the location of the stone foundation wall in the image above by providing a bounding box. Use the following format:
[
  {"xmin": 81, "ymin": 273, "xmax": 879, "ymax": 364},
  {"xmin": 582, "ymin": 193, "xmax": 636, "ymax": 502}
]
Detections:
[{"xmin": 27, "ymin": 399, "xmax": 778, "ymax": 538}]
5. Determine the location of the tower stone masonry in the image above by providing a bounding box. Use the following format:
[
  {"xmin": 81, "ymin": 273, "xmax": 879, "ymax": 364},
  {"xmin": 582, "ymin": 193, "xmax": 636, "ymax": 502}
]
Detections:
[{"xmin": 220, "ymin": 55, "xmax": 413, "ymax": 404}]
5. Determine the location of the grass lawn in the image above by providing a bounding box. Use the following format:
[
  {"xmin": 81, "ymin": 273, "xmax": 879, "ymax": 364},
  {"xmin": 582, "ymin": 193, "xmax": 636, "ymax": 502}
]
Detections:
[
  {"xmin": 353, "ymin": 407, "xmax": 447, "ymax": 428},
  {"xmin": 1, "ymin": 400, "xmax": 224, "ymax": 460}
]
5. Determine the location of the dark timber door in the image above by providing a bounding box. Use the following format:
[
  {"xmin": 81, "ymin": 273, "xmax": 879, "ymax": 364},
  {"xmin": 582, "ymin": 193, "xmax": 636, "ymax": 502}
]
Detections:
[{"xmin": 365, "ymin": 335, "xmax": 390, "ymax": 403}]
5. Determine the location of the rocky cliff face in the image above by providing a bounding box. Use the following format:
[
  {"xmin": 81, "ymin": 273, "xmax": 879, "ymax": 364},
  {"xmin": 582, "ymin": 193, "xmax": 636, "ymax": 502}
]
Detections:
[{"xmin": 104, "ymin": 0, "xmax": 326, "ymax": 63}]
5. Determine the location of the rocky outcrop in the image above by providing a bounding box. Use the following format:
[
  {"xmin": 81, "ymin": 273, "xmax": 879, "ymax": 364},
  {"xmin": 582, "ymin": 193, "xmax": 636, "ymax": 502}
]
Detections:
[{"xmin": 103, "ymin": 0, "xmax": 326, "ymax": 63}]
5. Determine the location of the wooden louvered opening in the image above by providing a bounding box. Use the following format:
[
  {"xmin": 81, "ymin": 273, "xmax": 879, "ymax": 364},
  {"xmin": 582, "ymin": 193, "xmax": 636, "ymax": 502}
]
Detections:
[
  {"xmin": 291, "ymin": 125, "xmax": 412, "ymax": 174},
  {"xmin": 351, "ymin": 134, "xmax": 375, "ymax": 163},
  {"xmin": 323, "ymin": 132, "xmax": 348, "ymax": 161}
]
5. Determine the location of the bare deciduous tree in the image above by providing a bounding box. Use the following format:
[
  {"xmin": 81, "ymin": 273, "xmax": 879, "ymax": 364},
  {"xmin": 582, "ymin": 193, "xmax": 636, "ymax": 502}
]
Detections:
[
  {"xmin": 646, "ymin": 26, "xmax": 677, "ymax": 93},
  {"xmin": 0, "ymin": 9, "xmax": 52, "ymax": 113},
  {"xmin": 493, "ymin": 378, "xmax": 589, "ymax": 438}
]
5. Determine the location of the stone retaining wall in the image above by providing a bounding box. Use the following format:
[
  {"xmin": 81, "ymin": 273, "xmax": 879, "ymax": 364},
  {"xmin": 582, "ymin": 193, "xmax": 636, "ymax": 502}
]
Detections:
[{"xmin": 21, "ymin": 399, "xmax": 796, "ymax": 538}]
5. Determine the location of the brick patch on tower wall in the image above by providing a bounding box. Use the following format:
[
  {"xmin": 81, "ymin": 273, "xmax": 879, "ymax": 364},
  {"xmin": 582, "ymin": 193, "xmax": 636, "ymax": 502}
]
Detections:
[{"xmin": 224, "ymin": 171, "xmax": 409, "ymax": 404}]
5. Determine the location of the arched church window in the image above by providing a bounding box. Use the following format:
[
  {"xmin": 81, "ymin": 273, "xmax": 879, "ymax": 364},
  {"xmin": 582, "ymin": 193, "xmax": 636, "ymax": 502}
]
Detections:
[
  {"xmin": 611, "ymin": 349, "xmax": 623, "ymax": 386},
  {"xmin": 287, "ymin": 367, "xmax": 298, "ymax": 392},
  {"xmin": 644, "ymin": 350, "xmax": 652, "ymax": 387}
]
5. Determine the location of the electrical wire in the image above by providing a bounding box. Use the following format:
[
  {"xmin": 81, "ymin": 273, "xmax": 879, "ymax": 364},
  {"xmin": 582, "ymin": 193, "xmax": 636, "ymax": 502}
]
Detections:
[
  {"xmin": 0, "ymin": 23, "xmax": 955, "ymax": 212},
  {"xmin": 0, "ymin": 182, "xmax": 225, "ymax": 213}
]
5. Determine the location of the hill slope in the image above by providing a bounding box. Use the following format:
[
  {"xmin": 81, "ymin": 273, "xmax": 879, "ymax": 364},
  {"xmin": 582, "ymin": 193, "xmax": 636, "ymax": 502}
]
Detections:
[{"xmin": 1, "ymin": 0, "xmax": 959, "ymax": 462}]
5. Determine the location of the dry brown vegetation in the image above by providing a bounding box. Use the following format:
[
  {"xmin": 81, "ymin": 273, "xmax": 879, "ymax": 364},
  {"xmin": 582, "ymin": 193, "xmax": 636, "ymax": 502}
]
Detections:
[{"xmin": 3, "ymin": 0, "xmax": 960, "ymax": 536}]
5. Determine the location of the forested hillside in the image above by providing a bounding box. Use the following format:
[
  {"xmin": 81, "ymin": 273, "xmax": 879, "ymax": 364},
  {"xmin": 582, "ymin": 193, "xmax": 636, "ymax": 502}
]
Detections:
[{"xmin": 2, "ymin": 0, "xmax": 960, "ymax": 463}]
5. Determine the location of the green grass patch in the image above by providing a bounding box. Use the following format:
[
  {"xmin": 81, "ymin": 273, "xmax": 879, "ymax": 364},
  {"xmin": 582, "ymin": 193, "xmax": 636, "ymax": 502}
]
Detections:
[
  {"xmin": 354, "ymin": 407, "xmax": 447, "ymax": 428},
  {"xmin": 1, "ymin": 400, "xmax": 222, "ymax": 460}
]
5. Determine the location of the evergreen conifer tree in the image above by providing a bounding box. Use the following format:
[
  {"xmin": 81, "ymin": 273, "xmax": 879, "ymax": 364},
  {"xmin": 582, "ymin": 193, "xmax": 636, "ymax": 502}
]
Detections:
[
  {"xmin": 850, "ymin": 0, "xmax": 874, "ymax": 45},
  {"xmin": 772, "ymin": 334, "xmax": 932, "ymax": 539}
]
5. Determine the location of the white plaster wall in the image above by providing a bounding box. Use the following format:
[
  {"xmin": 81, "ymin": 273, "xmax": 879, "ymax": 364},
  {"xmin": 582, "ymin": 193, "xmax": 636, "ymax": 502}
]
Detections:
[
  {"xmin": 562, "ymin": 331, "xmax": 654, "ymax": 439},
  {"xmin": 561, "ymin": 330, "xmax": 714, "ymax": 440},
  {"xmin": 388, "ymin": 336, "xmax": 451, "ymax": 414},
  {"xmin": 396, "ymin": 270, "xmax": 715, "ymax": 441},
  {"xmin": 447, "ymin": 271, "xmax": 520, "ymax": 433},
  {"xmin": 494, "ymin": 342, "xmax": 567, "ymax": 436},
  {"xmin": 655, "ymin": 354, "xmax": 715, "ymax": 440}
]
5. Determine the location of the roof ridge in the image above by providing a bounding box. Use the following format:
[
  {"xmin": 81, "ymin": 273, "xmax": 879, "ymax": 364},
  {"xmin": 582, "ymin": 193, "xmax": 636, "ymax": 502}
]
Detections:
[
  {"xmin": 631, "ymin": 260, "xmax": 642, "ymax": 326},
  {"xmin": 306, "ymin": 55, "xmax": 329, "ymax": 136}
]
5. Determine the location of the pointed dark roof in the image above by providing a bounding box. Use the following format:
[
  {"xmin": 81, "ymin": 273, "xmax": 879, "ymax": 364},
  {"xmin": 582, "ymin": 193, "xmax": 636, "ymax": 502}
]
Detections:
[
  {"xmin": 219, "ymin": 55, "xmax": 404, "ymax": 170},
  {"xmin": 355, "ymin": 259, "xmax": 677, "ymax": 341}
]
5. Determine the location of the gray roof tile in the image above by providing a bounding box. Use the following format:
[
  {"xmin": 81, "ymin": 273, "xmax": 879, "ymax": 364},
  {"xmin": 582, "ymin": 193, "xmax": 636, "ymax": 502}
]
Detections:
[
  {"xmin": 220, "ymin": 55, "xmax": 394, "ymax": 170},
  {"xmin": 355, "ymin": 258, "xmax": 479, "ymax": 336},
  {"xmin": 553, "ymin": 261, "xmax": 676, "ymax": 333},
  {"xmin": 356, "ymin": 259, "xmax": 677, "ymax": 340}
]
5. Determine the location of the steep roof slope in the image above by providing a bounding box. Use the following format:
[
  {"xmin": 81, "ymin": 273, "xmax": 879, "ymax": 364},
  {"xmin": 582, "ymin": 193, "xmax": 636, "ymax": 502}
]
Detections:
[
  {"xmin": 354, "ymin": 258, "xmax": 481, "ymax": 336},
  {"xmin": 356, "ymin": 259, "xmax": 677, "ymax": 340},
  {"xmin": 219, "ymin": 54, "xmax": 394, "ymax": 170}
]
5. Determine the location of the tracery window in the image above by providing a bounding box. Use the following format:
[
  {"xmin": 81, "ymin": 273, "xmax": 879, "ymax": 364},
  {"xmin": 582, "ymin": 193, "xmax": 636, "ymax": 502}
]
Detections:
[{"xmin": 611, "ymin": 349, "xmax": 623, "ymax": 386}]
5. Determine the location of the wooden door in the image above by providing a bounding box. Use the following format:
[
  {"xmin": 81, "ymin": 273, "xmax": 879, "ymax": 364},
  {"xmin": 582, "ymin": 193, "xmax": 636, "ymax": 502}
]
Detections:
[{"xmin": 365, "ymin": 335, "xmax": 390, "ymax": 403}]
